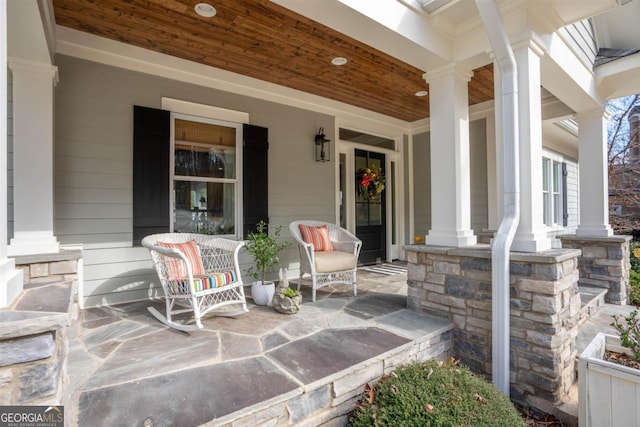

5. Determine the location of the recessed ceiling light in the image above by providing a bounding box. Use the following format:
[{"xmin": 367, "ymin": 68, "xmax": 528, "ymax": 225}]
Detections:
[
  {"xmin": 195, "ymin": 3, "xmax": 217, "ymax": 18},
  {"xmin": 331, "ymin": 57, "xmax": 348, "ymax": 66},
  {"xmin": 415, "ymin": 90, "xmax": 428, "ymax": 97}
]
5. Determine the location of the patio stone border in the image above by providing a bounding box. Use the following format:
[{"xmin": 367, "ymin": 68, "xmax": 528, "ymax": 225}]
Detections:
[{"xmin": 212, "ymin": 321, "xmax": 453, "ymax": 426}]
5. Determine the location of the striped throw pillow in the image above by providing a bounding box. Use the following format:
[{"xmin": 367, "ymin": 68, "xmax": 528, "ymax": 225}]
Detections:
[
  {"xmin": 298, "ymin": 224, "xmax": 334, "ymax": 252},
  {"xmin": 157, "ymin": 240, "xmax": 206, "ymax": 280},
  {"xmin": 167, "ymin": 272, "xmax": 237, "ymax": 294}
]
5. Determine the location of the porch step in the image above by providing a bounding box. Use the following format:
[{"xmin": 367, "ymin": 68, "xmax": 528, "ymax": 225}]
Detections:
[{"xmin": 576, "ymin": 285, "xmax": 607, "ymax": 328}]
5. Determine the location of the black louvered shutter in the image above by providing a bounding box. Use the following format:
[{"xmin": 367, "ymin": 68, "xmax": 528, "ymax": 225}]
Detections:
[
  {"xmin": 243, "ymin": 124, "xmax": 269, "ymax": 238},
  {"xmin": 133, "ymin": 106, "xmax": 171, "ymax": 245}
]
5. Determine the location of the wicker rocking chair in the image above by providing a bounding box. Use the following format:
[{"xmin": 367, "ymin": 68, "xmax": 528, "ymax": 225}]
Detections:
[
  {"xmin": 142, "ymin": 233, "xmax": 248, "ymax": 331},
  {"xmin": 289, "ymin": 220, "xmax": 362, "ymax": 302}
]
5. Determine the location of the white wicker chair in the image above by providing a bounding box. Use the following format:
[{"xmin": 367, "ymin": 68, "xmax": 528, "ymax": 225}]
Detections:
[
  {"xmin": 289, "ymin": 220, "xmax": 362, "ymax": 302},
  {"xmin": 142, "ymin": 233, "xmax": 247, "ymax": 331}
]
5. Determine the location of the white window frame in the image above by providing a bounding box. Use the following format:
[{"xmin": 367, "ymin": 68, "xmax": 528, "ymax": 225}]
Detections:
[
  {"xmin": 542, "ymin": 150, "xmax": 564, "ymax": 229},
  {"xmin": 170, "ymin": 112, "xmax": 243, "ymax": 239}
]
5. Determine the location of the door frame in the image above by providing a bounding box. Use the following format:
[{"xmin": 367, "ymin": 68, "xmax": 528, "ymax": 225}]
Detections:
[{"xmin": 335, "ymin": 131, "xmax": 403, "ymax": 262}]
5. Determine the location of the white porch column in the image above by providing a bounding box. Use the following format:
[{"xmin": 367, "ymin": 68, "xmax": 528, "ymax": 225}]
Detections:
[
  {"xmin": 511, "ymin": 39, "xmax": 552, "ymax": 252},
  {"xmin": 7, "ymin": 58, "xmax": 59, "ymax": 256},
  {"xmin": 576, "ymin": 109, "xmax": 613, "ymax": 237},
  {"xmin": 424, "ymin": 63, "xmax": 477, "ymax": 247},
  {"xmin": 1, "ymin": 0, "xmax": 24, "ymax": 306}
]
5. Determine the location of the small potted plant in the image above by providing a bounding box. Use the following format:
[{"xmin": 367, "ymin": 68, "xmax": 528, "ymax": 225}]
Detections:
[
  {"xmin": 272, "ymin": 268, "xmax": 302, "ymax": 314},
  {"xmin": 244, "ymin": 221, "xmax": 290, "ymax": 306}
]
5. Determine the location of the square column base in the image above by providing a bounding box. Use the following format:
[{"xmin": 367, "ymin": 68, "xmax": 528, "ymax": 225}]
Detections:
[
  {"xmin": 575, "ymin": 225, "xmax": 613, "ymax": 237},
  {"xmin": 425, "ymin": 229, "xmax": 477, "ymax": 247},
  {"xmin": 8, "ymin": 232, "xmax": 60, "ymax": 257},
  {"xmin": 511, "ymin": 232, "xmax": 552, "ymax": 253}
]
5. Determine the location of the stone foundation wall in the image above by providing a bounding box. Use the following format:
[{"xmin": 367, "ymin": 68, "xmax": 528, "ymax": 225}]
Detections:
[
  {"xmin": 559, "ymin": 235, "xmax": 631, "ymax": 304},
  {"xmin": 216, "ymin": 327, "xmax": 453, "ymax": 426},
  {"xmin": 405, "ymin": 245, "xmax": 582, "ymax": 414}
]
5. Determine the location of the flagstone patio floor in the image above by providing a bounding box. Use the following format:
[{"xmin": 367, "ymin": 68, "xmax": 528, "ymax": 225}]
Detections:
[{"xmin": 65, "ymin": 264, "xmax": 455, "ymax": 426}]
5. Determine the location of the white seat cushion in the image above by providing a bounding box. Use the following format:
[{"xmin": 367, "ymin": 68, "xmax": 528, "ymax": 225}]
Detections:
[{"xmin": 314, "ymin": 251, "xmax": 357, "ymax": 273}]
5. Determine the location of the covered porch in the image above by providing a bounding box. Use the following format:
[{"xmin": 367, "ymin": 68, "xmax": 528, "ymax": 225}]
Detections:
[
  {"xmin": 3, "ymin": 262, "xmax": 634, "ymax": 425},
  {"xmin": 2, "ymin": 0, "xmax": 640, "ymax": 424}
]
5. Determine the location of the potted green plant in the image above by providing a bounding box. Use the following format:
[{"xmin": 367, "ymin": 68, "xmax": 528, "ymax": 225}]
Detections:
[
  {"xmin": 244, "ymin": 221, "xmax": 290, "ymax": 306},
  {"xmin": 272, "ymin": 268, "xmax": 302, "ymax": 314}
]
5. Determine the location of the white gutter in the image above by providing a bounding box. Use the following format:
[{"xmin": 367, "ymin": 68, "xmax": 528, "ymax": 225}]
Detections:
[{"xmin": 475, "ymin": 0, "xmax": 520, "ymax": 396}]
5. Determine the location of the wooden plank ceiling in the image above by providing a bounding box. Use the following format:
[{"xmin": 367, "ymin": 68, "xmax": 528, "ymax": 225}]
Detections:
[{"xmin": 52, "ymin": 0, "xmax": 494, "ymax": 122}]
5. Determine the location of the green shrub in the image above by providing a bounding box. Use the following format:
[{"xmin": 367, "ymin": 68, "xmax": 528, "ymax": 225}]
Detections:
[
  {"xmin": 629, "ymin": 270, "xmax": 640, "ymax": 307},
  {"xmin": 611, "ymin": 310, "xmax": 640, "ymax": 362},
  {"xmin": 349, "ymin": 359, "xmax": 525, "ymax": 427}
]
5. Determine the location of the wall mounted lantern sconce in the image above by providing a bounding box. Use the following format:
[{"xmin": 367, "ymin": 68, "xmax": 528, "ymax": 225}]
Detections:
[{"xmin": 314, "ymin": 127, "xmax": 330, "ymax": 162}]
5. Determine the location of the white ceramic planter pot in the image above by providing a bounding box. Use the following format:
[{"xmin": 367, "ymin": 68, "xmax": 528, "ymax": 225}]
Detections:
[
  {"xmin": 579, "ymin": 333, "xmax": 640, "ymax": 427},
  {"xmin": 251, "ymin": 281, "xmax": 275, "ymax": 306}
]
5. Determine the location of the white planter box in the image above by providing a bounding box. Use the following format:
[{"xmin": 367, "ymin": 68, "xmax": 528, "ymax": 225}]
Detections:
[{"xmin": 579, "ymin": 333, "xmax": 640, "ymax": 427}]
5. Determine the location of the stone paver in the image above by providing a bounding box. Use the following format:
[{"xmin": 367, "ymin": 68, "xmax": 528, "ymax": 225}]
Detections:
[
  {"xmin": 13, "ymin": 281, "xmax": 73, "ymax": 313},
  {"xmin": 266, "ymin": 328, "xmax": 410, "ymax": 384},
  {"xmin": 375, "ymin": 309, "xmax": 452, "ymax": 340},
  {"xmin": 78, "ymin": 357, "xmax": 301, "ymax": 427}
]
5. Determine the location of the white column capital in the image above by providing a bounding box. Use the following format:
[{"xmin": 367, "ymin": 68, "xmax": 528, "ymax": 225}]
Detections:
[
  {"xmin": 423, "ymin": 63, "xmax": 473, "ymax": 84},
  {"xmin": 8, "ymin": 57, "xmax": 59, "ymax": 86},
  {"xmin": 576, "ymin": 107, "xmax": 607, "ymax": 122},
  {"xmin": 510, "ymin": 33, "xmax": 546, "ymax": 57}
]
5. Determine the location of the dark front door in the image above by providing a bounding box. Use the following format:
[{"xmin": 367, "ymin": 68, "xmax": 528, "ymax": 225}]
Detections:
[{"xmin": 355, "ymin": 149, "xmax": 386, "ymax": 265}]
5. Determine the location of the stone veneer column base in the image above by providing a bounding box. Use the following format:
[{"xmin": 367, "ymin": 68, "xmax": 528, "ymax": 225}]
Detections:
[
  {"xmin": 559, "ymin": 234, "xmax": 631, "ymax": 304},
  {"xmin": 0, "ymin": 249, "xmax": 82, "ymax": 407},
  {"xmin": 405, "ymin": 244, "xmax": 581, "ymax": 415}
]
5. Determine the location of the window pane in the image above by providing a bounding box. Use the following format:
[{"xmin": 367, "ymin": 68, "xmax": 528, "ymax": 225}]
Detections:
[
  {"xmin": 356, "ymin": 202, "xmax": 369, "ymax": 226},
  {"xmin": 174, "ymin": 119, "xmax": 236, "ymax": 178},
  {"xmin": 369, "ymin": 202, "xmax": 382, "ymax": 225},
  {"xmin": 339, "ymin": 128, "xmax": 395, "ymax": 150},
  {"xmin": 543, "ymin": 195, "xmax": 549, "ymax": 225},
  {"xmin": 175, "ymin": 144, "xmax": 235, "ymax": 178},
  {"xmin": 174, "ymin": 180, "xmax": 235, "ymax": 235},
  {"xmin": 552, "ymin": 162, "xmax": 559, "ymax": 192},
  {"xmin": 542, "ymin": 159, "xmax": 549, "ymax": 191},
  {"xmin": 554, "ymin": 194, "xmax": 560, "ymax": 224}
]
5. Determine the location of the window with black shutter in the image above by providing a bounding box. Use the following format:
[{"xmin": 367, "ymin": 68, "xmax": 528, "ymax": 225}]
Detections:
[{"xmin": 133, "ymin": 106, "xmax": 268, "ymax": 244}]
